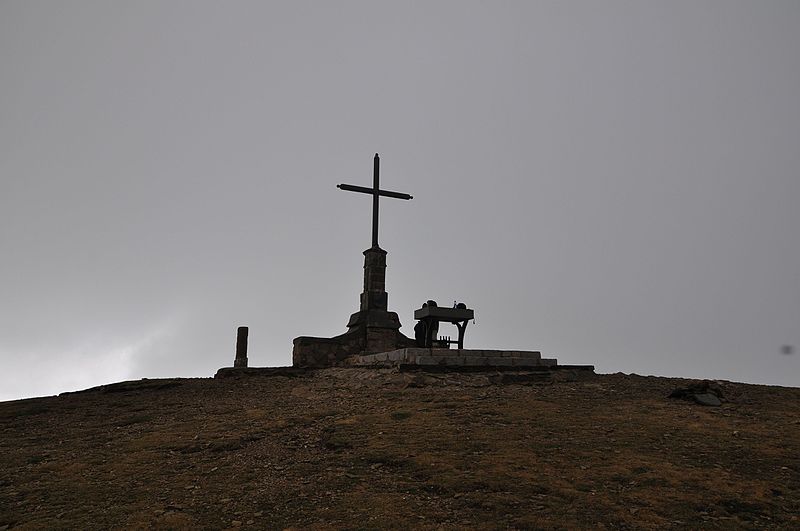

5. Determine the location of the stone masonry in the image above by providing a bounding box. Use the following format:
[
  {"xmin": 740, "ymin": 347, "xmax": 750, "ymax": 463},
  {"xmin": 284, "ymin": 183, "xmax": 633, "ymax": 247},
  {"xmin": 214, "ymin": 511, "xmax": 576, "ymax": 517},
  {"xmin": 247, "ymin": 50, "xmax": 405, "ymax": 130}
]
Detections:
[
  {"xmin": 347, "ymin": 348, "xmax": 558, "ymax": 369},
  {"xmin": 292, "ymin": 246, "xmax": 415, "ymax": 368}
]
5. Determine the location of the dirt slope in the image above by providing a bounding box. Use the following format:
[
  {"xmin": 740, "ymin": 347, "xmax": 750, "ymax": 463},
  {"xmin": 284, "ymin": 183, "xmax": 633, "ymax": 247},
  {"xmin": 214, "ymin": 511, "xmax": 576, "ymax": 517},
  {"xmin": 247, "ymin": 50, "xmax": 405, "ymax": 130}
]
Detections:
[{"xmin": 1, "ymin": 369, "xmax": 799, "ymax": 529}]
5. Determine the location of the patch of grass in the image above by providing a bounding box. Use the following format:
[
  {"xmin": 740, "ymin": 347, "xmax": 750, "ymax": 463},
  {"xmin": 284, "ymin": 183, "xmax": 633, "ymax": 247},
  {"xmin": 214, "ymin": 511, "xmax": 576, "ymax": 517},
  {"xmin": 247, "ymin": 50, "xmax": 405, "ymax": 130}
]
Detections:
[
  {"xmin": 173, "ymin": 442, "xmax": 203, "ymax": 454},
  {"xmin": 26, "ymin": 454, "xmax": 48, "ymax": 465},
  {"xmin": 207, "ymin": 440, "xmax": 241, "ymax": 453},
  {"xmin": 322, "ymin": 427, "xmax": 353, "ymax": 450},
  {"xmin": 312, "ymin": 408, "xmax": 339, "ymax": 420},
  {"xmin": 401, "ymin": 482, "xmax": 450, "ymax": 495},
  {"xmin": 720, "ymin": 498, "xmax": 767, "ymax": 517},
  {"xmin": 361, "ymin": 451, "xmax": 407, "ymax": 468},
  {"xmin": 208, "ymin": 433, "xmax": 264, "ymax": 453},
  {"xmin": 263, "ymin": 418, "xmax": 291, "ymax": 432},
  {"xmin": 639, "ymin": 476, "xmax": 670, "ymax": 487},
  {"xmin": 116, "ymin": 414, "xmax": 154, "ymax": 427},
  {"xmin": 2, "ymin": 403, "xmax": 50, "ymax": 419},
  {"xmin": 101, "ymin": 380, "xmax": 183, "ymax": 394},
  {"xmin": 390, "ymin": 411, "xmax": 413, "ymax": 421},
  {"xmin": 284, "ymin": 415, "xmax": 317, "ymax": 428},
  {"xmin": 610, "ymin": 473, "xmax": 631, "ymax": 484}
]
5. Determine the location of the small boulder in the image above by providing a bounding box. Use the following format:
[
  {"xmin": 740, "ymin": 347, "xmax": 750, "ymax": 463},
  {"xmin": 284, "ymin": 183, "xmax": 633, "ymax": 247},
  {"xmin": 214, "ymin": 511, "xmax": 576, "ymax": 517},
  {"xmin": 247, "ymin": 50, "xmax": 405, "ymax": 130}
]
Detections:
[
  {"xmin": 668, "ymin": 380, "xmax": 725, "ymax": 406},
  {"xmin": 692, "ymin": 393, "xmax": 722, "ymax": 407}
]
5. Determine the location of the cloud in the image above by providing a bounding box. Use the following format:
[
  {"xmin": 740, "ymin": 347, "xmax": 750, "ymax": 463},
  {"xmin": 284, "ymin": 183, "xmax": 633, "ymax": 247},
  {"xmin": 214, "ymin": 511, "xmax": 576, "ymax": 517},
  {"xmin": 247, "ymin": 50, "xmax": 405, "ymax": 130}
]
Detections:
[{"xmin": 0, "ymin": 314, "xmax": 184, "ymax": 401}]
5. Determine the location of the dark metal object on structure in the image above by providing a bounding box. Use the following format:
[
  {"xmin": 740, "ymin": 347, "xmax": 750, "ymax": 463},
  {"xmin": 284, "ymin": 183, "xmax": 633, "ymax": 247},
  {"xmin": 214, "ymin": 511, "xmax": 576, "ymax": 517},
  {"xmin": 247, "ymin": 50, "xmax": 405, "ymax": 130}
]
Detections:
[
  {"xmin": 414, "ymin": 304, "xmax": 474, "ymax": 349},
  {"xmin": 337, "ymin": 184, "xmax": 412, "ymax": 201},
  {"xmin": 337, "ymin": 153, "xmax": 413, "ymax": 249},
  {"xmin": 234, "ymin": 326, "xmax": 248, "ymax": 368}
]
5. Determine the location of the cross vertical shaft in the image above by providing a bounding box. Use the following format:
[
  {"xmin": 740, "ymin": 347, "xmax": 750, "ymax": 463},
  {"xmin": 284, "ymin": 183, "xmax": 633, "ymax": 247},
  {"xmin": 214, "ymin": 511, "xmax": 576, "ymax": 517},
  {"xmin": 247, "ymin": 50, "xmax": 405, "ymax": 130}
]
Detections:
[{"xmin": 372, "ymin": 153, "xmax": 379, "ymax": 248}]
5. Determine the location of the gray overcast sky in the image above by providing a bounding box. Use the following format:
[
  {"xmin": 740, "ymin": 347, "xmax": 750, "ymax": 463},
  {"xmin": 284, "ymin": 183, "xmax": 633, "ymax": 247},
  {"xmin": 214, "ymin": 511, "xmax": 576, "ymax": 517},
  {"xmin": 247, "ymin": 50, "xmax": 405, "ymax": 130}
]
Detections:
[{"xmin": 1, "ymin": 1, "xmax": 798, "ymax": 400}]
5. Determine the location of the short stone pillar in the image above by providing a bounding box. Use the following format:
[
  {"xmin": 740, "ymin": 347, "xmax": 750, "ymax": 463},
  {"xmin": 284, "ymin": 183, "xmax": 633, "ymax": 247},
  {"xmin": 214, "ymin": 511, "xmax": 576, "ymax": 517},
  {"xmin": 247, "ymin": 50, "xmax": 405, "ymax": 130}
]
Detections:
[{"xmin": 234, "ymin": 326, "xmax": 248, "ymax": 368}]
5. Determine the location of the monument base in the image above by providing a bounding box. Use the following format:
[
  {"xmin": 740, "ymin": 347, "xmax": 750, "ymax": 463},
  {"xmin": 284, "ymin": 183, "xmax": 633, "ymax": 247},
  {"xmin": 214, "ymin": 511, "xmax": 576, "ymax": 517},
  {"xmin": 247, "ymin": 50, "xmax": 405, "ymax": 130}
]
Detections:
[
  {"xmin": 292, "ymin": 323, "xmax": 415, "ymax": 368},
  {"xmin": 292, "ymin": 243, "xmax": 417, "ymax": 368}
]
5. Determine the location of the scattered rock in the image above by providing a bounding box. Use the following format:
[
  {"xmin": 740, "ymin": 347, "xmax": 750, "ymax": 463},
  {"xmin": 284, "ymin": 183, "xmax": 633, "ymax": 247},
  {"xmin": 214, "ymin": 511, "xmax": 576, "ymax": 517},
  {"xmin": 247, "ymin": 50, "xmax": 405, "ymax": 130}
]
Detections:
[
  {"xmin": 403, "ymin": 374, "xmax": 440, "ymax": 388},
  {"xmin": 693, "ymin": 393, "xmax": 722, "ymax": 407},
  {"xmin": 491, "ymin": 372, "xmax": 551, "ymax": 385},
  {"xmin": 668, "ymin": 380, "xmax": 725, "ymax": 406},
  {"xmin": 550, "ymin": 370, "xmax": 578, "ymax": 383}
]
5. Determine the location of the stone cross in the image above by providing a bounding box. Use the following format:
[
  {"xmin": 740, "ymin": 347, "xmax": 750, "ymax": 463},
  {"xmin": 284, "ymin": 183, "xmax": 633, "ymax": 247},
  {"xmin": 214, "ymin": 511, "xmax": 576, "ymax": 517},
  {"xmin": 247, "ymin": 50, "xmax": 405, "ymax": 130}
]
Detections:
[{"xmin": 338, "ymin": 153, "xmax": 413, "ymax": 249}]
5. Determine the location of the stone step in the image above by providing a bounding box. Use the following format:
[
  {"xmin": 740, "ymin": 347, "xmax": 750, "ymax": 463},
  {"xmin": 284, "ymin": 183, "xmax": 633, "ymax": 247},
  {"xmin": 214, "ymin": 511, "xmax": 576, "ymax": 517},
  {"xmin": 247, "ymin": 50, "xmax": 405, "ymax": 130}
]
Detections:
[
  {"xmin": 404, "ymin": 348, "xmax": 542, "ymax": 359},
  {"xmin": 351, "ymin": 348, "xmax": 556, "ymax": 368},
  {"xmin": 415, "ymin": 356, "xmax": 557, "ymax": 367}
]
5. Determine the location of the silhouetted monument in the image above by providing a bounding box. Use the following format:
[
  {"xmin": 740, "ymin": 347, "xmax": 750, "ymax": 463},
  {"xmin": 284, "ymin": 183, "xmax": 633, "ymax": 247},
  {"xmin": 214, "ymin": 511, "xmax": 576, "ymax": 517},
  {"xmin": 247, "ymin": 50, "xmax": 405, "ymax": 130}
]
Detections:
[
  {"xmin": 211, "ymin": 154, "xmax": 590, "ymax": 375},
  {"xmin": 292, "ymin": 154, "xmax": 417, "ymax": 367},
  {"xmin": 282, "ymin": 155, "xmax": 581, "ymax": 373}
]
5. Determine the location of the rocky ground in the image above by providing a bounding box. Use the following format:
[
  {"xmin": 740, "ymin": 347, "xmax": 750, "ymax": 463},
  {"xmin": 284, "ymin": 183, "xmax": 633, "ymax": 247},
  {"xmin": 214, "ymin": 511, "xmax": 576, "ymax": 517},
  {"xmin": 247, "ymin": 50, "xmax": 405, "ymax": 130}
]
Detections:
[{"xmin": 1, "ymin": 368, "xmax": 799, "ymax": 530}]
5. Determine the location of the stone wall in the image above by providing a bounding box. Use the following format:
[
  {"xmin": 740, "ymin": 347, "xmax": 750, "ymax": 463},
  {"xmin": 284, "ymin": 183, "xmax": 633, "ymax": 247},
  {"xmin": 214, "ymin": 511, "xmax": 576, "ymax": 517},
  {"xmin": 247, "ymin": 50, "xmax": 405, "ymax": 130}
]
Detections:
[
  {"xmin": 292, "ymin": 329, "xmax": 415, "ymax": 368},
  {"xmin": 292, "ymin": 334, "xmax": 359, "ymax": 368}
]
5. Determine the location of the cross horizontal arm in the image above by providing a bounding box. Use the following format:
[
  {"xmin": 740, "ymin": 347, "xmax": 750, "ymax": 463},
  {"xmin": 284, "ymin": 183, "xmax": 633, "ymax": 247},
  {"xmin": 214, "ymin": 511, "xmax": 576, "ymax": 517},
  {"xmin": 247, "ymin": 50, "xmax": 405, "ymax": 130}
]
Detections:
[{"xmin": 337, "ymin": 183, "xmax": 413, "ymax": 200}]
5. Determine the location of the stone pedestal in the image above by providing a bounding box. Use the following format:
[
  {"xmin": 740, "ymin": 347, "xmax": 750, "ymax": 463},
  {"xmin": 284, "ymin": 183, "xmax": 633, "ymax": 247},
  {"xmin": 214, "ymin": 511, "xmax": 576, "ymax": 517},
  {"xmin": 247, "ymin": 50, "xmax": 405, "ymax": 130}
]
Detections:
[
  {"xmin": 233, "ymin": 326, "xmax": 248, "ymax": 368},
  {"xmin": 292, "ymin": 246, "xmax": 414, "ymax": 367},
  {"xmin": 346, "ymin": 246, "xmax": 406, "ymax": 353},
  {"xmin": 360, "ymin": 245, "xmax": 388, "ymax": 310}
]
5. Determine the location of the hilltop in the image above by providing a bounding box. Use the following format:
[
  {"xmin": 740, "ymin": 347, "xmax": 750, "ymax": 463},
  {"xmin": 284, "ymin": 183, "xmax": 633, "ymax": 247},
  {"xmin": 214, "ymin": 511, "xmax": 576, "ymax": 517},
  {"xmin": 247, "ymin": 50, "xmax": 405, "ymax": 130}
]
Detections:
[{"xmin": 1, "ymin": 369, "xmax": 799, "ymax": 529}]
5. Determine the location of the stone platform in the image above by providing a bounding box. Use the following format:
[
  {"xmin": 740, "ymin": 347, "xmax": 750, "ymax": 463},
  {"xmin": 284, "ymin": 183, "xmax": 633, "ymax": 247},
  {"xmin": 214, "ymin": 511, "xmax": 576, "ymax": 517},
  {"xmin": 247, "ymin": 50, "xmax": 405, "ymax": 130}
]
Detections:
[{"xmin": 347, "ymin": 348, "xmax": 560, "ymax": 369}]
